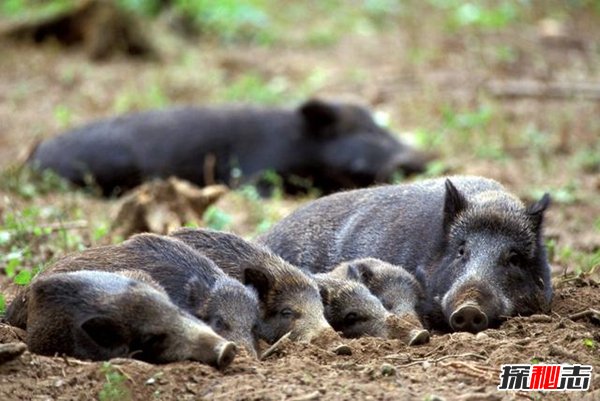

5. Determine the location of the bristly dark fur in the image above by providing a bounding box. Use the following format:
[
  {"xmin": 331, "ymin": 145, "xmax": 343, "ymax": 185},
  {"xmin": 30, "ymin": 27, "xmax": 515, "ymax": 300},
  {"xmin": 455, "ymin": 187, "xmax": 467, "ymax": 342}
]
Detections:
[
  {"xmin": 28, "ymin": 100, "xmax": 428, "ymax": 196},
  {"xmin": 171, "ymin": 228, "xmax": 332, "ymax": 343},
  {"xmin": 259, "ymin": 176, "xmax": 552, "ymax": 332}
]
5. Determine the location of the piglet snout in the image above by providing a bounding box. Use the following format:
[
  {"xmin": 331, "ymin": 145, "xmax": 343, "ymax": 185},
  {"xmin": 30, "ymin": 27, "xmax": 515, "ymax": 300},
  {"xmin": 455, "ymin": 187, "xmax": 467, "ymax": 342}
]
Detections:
[{"xmin": 215, "ymin": 341, "xmax": 237, "ymax": 370}]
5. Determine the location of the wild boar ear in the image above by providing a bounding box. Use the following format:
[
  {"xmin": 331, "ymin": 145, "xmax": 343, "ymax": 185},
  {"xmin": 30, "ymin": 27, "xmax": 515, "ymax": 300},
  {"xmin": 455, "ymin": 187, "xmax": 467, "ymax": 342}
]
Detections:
[
  {"xmin": 526, "ymin": 193, "xmax": 551, "ymax": 231},
  {"xmin": 347, "ymin": 262, "xmax": 374, "ymax": 284},
  {"xmin": 81, "ymin": 316, "xmax": 128, "ymax": 351},
  {"xmin": 243, "ymin": 267, "xmax": 272, "ymax": 303},
  {"xmin": 300, "ymin": 99, "xmax": 338, "ymax": 133},
  {"xmin": 443, "ymin": 179, "xmax": 467, "ymax": 228},
  {"xmin": 319, "ymin": 286, "xmax": 331, "ymax": 306}
]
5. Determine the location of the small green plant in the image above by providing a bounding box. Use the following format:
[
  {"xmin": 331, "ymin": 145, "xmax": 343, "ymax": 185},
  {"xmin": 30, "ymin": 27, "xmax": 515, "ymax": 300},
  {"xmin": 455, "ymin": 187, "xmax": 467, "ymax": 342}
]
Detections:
[
  {"xmin": 116, "ymin": 0, "xmax": 162, "ymax": 16},
  {"xmin": 203, "ymin": 206, "xmax": 233, "ymax": 231},
  {"xmin": 0, "ymin": 165, "xmax": 71, "ymax": 199},
  {"xmin": 99, "ymin": 362, "xmax": 131, "ymax": 401},
  {"xmin": 173, "ymin": 0, "xmax": 271, "ymax": 43},
  {"xmin": 582, "ymin": 338, "xmax": 596, "ymax": 350},
  {"xmin": 53, "ymin": 104, "xmax": 73, "ymax": 129},
  {"xmin": 530, "ymin": 357, "xmax": 541, "ymax": 364},
  {"xmin": 0, "ymin": 0, "xmax": 72, "ymax": 18},
  {"xmin": 0, "ymin": 293, "xmax": 6, "ymax": 315},
  {"xmin": 222, "ymin": 73, "xmax": 286, "ymax": 105},
  {"xmin": 113, "ymin": 83, "xmax": 169, "ymax": 114}
]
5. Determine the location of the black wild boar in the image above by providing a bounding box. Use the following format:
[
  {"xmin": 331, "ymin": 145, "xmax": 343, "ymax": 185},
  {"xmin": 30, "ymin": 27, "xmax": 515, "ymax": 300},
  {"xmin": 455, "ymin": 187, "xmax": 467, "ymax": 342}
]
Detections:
[
  {"xmin": 170, "ymin": 228, "xmax": 334, "ymax": 344},
  {"xmin": 324, "ymin": 258, "xmax": 429, "ymax": 344},
  {"xmin": 26, "ymin": 270, "xmax": 236, "ymax": 368},
  {"xmin": 6, "ymin": 234, "xmax": 260, "ymax": 356},
  {"xmin": 28, "ymin": 99, "xmax": 429, "ymax": 196},
  {"xmin": 259, "ymin": 176, "xmax": 553, "ymax": 333}
]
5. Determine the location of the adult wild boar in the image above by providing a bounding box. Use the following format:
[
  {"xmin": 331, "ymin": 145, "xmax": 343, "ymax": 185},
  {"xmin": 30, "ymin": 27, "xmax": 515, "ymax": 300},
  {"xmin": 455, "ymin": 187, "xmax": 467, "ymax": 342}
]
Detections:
[
  {"xmin": 6, "ymin": 234, "xmax": 260, "ymax": 356},
  {"xmin": 260, "ymin": 176, "xmax": 552, "ymax": 333},
  {"xmin": 28, "ymin": 99, "xmax": 429, "ymax": 196},
  {"xmin": 170, "ymin": 228, "xmax": 334, "ymax": 344},
  {"xmin": 25, "ymin": 270, "xmax": 237, "ymax": 368}
]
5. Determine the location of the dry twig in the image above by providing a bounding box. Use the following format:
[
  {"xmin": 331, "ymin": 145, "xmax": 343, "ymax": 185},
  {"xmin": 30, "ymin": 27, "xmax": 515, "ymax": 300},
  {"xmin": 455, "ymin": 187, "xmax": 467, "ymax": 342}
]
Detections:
[{"xmin": 260, "ymin": 331, "xmax": 292, "ymax": 361}]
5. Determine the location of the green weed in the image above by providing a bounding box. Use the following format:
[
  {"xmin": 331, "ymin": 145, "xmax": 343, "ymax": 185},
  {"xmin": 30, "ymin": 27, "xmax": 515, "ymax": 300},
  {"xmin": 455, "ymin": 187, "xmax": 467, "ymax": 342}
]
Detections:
[
  {"xmin": 583, "ymin": 338, "xmax": 596, "ymax": 350},
  {"xmin": 0, "ymin": 0, "xmax": 72, "ymax": 18},
  {"xmin": 113, "ymin": 83, "xmax": 170, "ymax": 114},
  {"xmin": 0, "ymin": 166, "xmax": 71, "ymax": 199},
  {"xmin": 53, "ymin": 104, "xmax": 73, "ymax": 129},
  {"xmin": 203, "ymin": 206, "xmax": 233, "ymax": 231},
  {"xmin": 99, "ymin": 362, "xmax": 131, "ymax": 401},
  {"xmin": 222, "ymin": 73, "xmax": 286, "ymax": 105},
  {"xmin": 173, "ymin": 0, "xmax": 271, "ymax": 43},
  {"xmin": 0, "ymin": 293, "xmax": 5, "ymax": 315}
]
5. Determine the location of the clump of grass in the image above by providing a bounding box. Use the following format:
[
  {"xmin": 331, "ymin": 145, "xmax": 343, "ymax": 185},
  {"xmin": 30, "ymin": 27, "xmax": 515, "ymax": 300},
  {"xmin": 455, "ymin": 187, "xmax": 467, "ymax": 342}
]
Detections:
[
  {"xmin": 171, "ymin": 0, "xmax": 272, "ymax": 44},
  {"xmin": 0, "ymin": 165, "xmax": 71, "ymax": 200}
]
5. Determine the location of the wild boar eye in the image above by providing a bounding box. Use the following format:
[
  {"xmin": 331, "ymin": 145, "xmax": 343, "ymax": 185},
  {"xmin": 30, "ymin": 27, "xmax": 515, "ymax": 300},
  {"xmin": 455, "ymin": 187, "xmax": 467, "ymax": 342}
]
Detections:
[
  {"xmin": 344, "ymin": 312, "xmax": 359, "ymax": 324},
  {"xmin": 280, "ymin": 308, "xmax": 294, "ymax": 318},
  {"xmin": 508, "ymin": 252, "xmax": 522, "ymax": 268},
  {"xmin": 457, "ymin": 244, "xmax": 466, "ymax": 258}
]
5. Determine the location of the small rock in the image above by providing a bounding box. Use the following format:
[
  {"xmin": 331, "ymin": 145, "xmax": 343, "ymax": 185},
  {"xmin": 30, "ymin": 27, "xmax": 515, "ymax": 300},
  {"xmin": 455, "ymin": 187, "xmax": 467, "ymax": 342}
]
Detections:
[
  {"xmin": 145, "ymin": 377, "xmax": 156, "ymax": 385},
  {"xmin": 333, "ymin": 344, "xmax": 352, "ymax": 356},
  {"xmin": 380, "ymin": 363, "xmax": 396, "ymax": 376},
  {"xmin": 425, "ymin": 395, "xmax": 446, "ymax": 401},
  {"xmin": 475, "ymin": 332, "xmax": 489, "ymax": 340}
]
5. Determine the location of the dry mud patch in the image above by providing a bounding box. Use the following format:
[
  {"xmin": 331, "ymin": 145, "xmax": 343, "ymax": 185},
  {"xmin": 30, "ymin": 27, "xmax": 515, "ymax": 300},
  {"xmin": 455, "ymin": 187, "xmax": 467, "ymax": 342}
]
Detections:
[{"xmin": 0, "ymin": 282, "xmax": 597, "ymax": 401}]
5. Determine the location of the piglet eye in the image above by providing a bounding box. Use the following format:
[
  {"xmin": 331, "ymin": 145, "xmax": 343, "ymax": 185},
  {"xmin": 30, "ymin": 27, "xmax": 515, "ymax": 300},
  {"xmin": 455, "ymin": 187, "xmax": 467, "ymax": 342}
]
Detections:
[
  {"xmin": 214, "ymin": 317, "xmax": 227, "ymax": 331},
  {"xmin": 344, "ymin": 312, "xmax": 358, "ymax": 324},
  {"xmin": 280, "ymin": 308, "xmax": 294, "ymax": 318},
  {"xmin": 457, "ymin": 244, "xmax": 466, "ymax": 258}
]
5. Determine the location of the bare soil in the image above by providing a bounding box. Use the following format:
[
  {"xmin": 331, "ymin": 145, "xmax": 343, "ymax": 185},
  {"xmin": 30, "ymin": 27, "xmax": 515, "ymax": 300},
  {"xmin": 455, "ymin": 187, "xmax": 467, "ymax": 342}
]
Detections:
[{"xmin": 0, "ymin": 3, "xmax": 599, "ymax": 400}]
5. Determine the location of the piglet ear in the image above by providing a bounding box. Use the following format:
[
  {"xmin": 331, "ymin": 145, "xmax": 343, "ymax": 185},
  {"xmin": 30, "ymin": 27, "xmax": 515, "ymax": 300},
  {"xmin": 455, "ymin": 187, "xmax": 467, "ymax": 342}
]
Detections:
[
  {"xmin": 299, "ymin": 99, "xmax": 338, "ymax": 133},
  {"xmin": 443, "ymin": 179, "xmax": 467, "ymax": 229},
  {"xmin": 243, "ymin": 267, "xmax": 272, "ymax": 303},
  {"xmin": 81, "ymin": 316, "xmax": 128, "ymax": 352},
  {"xmin": 319, "ymin": 286, "xmax": 330, "ymax": 306},
  {"xmin": 347, "ymin": 261, "xmax": 374, "ymax": 285},
  {"xmin": 526, "ymin": 193, "xmax": 551, "ymax": 231}
]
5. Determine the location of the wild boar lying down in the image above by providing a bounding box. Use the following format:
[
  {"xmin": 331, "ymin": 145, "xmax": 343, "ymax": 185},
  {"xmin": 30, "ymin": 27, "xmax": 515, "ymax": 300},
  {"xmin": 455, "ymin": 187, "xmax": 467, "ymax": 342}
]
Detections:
[
  {"xmin": 259, "ymin": 175, "xmax": 553, "ymax": 333},
  {"xmin": 22, "ymin": 270, "xmax": 237, "ymax": 368}
]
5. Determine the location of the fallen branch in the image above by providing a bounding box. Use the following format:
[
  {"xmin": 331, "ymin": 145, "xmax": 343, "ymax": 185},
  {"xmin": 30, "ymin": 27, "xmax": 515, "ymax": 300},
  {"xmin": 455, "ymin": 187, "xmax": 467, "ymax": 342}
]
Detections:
[
  {"xmin": 568, "ymin": 308, "xmax": 600, "ymax": 322},
  {"xmin": 260, "ymin": 331, "xmax": 292, "ymax": 361},
  {"xmin": 396, "ymin": 352, "xmax": 488, "ymax": 368},
  {"xmin": 289, "ymin": 391, "xmax": 321, "ymax": 401},
  {"xmin": 486, "ymin": 79, "xmax": 600, "ymax": 101}
]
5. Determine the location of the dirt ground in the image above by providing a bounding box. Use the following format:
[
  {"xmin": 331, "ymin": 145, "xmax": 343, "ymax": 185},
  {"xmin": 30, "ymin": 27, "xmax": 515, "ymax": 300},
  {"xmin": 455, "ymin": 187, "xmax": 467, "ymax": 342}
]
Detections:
[{"xmin": 0, "ymin": 2, "xmax": 599, "ymax": 400}]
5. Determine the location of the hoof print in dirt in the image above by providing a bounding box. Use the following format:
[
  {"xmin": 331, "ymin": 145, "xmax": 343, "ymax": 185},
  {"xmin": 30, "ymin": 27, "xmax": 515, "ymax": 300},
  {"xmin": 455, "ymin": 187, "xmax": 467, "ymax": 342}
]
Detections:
[
  {"xmin": 112, "ymin": 179, "xmax": 227, "ymax": 237},
  {"xmin": 0, "ymin": 343, "xmax": 27, "ymax": 365},
  {"xmin": 0, "ymin": 0, "xmax": 156, "ymax": 60}
]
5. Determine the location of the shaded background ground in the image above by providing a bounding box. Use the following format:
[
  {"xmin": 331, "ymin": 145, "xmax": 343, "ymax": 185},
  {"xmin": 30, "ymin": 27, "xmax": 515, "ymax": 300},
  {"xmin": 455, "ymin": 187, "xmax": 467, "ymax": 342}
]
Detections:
[{"xmin": 0, "ymin": 1, "xmax": 598, "ymax": 400}]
